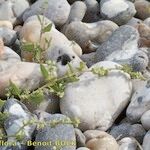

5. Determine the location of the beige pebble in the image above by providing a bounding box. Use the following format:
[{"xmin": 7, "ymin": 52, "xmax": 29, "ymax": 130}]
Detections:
[{"xmin": 0, "ymin": 21, "xmax": 13, "ymax": 29}]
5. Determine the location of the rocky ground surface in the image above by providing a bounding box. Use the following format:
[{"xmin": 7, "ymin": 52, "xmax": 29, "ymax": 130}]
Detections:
[{"xmin": 0, "ymin": 0, "xmax": 150, "ymax": 150}]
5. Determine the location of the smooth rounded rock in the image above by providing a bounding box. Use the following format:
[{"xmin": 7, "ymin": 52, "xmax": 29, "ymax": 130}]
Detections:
[
  {"xmin": 0, "ymin": 28, "xmax": 17, "ymax": 46},
  {"xmin": 96, "ymin": 25, "xmax": 139, "ymax": 63},
  {"xmin": 60, "ymin": 61, "xmax": 132, "ymax": 131},
  {"xmin": 141, "ymin": 110, "xmax": 150, "ymax": 130},
  {"xmin": 135, "ymin": 0, "xmax": 150, "ymax": 20},
  {"xmin": 142, "ymin": 130, "xmax": 150, "ymax": 150},
  {"xmin": 118, "ymin": 137, "xmax": 142, "ymax": 150},
  {"xmin": 23, "ymin": 0, "xmax": 71, "ymax": 26},
  {"xmin": 0, "ymin": 0, "xmax": 29, "ymax": 24},
  {"xmin": 76, "ymin": 148, "xmax": 90, "ymax": 150},
  {"xmin": 35, "ymin": 113, "xmax": 76, "ymax": 150},
  {"xmin": 64, "ymin": 20, "xmax": 118, "ymax": 53},
  {"xmin": 84, "ymin": 130, "xmax": 119, "ymax": 150},
  {"xmin": 100, "ymin": 0, "xmax": 136, "ymax": 25},
  {"xmin": 110, "ymin": 123, "xmax": 146, "ymax": 143},
  {"xmin": 127, "ymin": 80, "xmax": 150, "ymax": 123}
]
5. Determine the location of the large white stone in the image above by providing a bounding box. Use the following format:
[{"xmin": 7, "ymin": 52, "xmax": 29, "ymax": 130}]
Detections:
[{"xmin": 60, "ymin": 61, "xmax": 132, "ymax": 131}]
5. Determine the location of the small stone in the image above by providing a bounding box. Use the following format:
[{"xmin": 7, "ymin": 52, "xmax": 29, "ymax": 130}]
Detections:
[
  {"xmin": 2, "ymin": 98, "xmax": 37, "ymax": 149},
  {"xmin": 64, "ymin": 20, "xmax": 118, "ymax": 53},
  {"xmin": 20, "ymin": 15, "xmax": 84, "ymax": 76},
  {"xmin": 23, "ymin": 0, "xmax": 71, "ymax": 27},
  {"xmin": 75, "ymin": 128, "xmax": 86, "ymax": 147},
  {"xmin": 110, "ymin": 123, "xmax": 146, "ymax": 143},
  {"xmin": 35, "ymin": 113, "xmax": 76, "ymax": 150},
  {"xmin": 0, "ymin": 0, "xmax": 29, "ymax": 24},
  {"xmin": 118, "ymin": 137, "xmax": 142, "ymax": 150},
  {"xmin": 127, "ymin": 80, "xmax": 150, "ymax": 123},
  {"xmin": 0, "ymin": 21, "xmax": 13, "ymax": 29},
  {"xmin": 142, "ymin": 130, "xmax": 150, "ymax": 150},
  {"xmin": 60, "ymin": 61, "xmax": 132, "ymax": 131},
  {"xmin": 96, "ymin": 25, "xmax": 139, "ymax": 63},
  {"xmin": 83, "ymin": 0, "xmax": 100, "ymax": 22},
  {"xmin": 135, "ymin": 0, "xmax": 150, "ymax": 20},
  {"xmin": 126, "ymin": 17, "xmax": 142, "ymax": 27},
  {"xmin": 100, "ymin": 0, "xmax": 136, "ymax": 25},
  {"xmin": 144, "ymin": 18, "xmax": 150, "ymax": 27},
  {"xmin": 141, "ymin": 110, "xmax": 150, "ymax": 130},
  {"xmin": 0, "ymin": 28, "xmax": 17, "ymax": 46},
  {"xmin": 84, "ymin": 130, "xmax": 119, "ymax": 150},
  {"xmin": 81, "ymin": 52, "xmax": 96, "ymax": 67}
]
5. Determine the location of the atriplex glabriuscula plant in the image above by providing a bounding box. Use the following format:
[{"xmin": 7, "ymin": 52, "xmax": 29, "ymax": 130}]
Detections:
[{"xmin": 0, "ymin": 0, "xmax": 147, "ymax": 145}]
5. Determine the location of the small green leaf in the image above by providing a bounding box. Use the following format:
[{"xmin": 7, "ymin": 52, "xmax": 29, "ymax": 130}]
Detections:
[
  {"xmin": 42, "ymin": 24, "xmax": 52, "ymax": 33},
  {"xmin": 40, "ymin": 64, "xmax": 49, "ymax": 80},
  {"xmin": 9, "ymin": 80, "xmax": 21, "ymax": 97},
  {"xmin": 77, "ymin": 62, "xmax": 86, "ymax": 72},
  {"xmin": 0, "ymin": 99, "xmax": 5, "ymax": 110},
  {"xmin": 27, "ymin": 90, "xmax": 44, "ymax": 105},
  {"xmin": 21, "ymin": 43, "xmax": 34, "ymax": 52},
  {"xmin": 37, "ymin": 15, "xmax": 42, "ymax": 24}
]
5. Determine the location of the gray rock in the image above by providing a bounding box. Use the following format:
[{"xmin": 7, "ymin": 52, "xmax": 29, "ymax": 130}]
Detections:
[
  {"xmin": 96, "ymin": 25, "xmax": 140, "ymax": 66},
  {"xmin": 75, "ymin": 128, "xmax": 86, "ymax": 147},
  {"xmin": 23, "ymin": 0, "xmax": 71, "ymax": 26},
  {"xmin": 68, "ymin": 1, "xmax": 87, "ymax": 22},
  {"xmin": 129, "ymin": 124, "xmax": 146, "ymax": 143},
  {"xmin": 64, "ymin": 20, "xmax": 118, "ymax": 53},
  {"xmin": 110, "ymin": 123, "xmax": 146, "ymax": 143},
  {"xmin": 35, "ymin": 113, "xmax": 76, "ymax": 150},
  {"xmin": 100, "ymin": 0, "xmax": 136, "ymax": 25},
  {"xmin": 83, "ymin": 0, "xmax": 100, "ymax": 22},
  {"xmin": 142, "ymin": 130, "xmax": 150, "ymax": 150},
  {"xmin": 127, "ymin": 80, "xmax": 150, "ymax": 123},
  {"xmin": 1, "ymin": 98, "xmax": 37, "ymax": 149},
  {"xmin": 126, "ymin": 17, "xmax": 142, "ymax": 27},
  {"xmin": 0, "ymin": 0, "xmax": 29, "ymax": 24},
  {"xmin": 144, "ymin": 18, "xmax": 150, "ymax": 27},
  {"xmin": 118, "ymin": 137, "xmax": 142, "ymax": 150},
  {"xmin": 110, "ymin": 123, "xmax": 132, "ymax": 140},
  {"xmin": 60, "ymin": 61, "xmax": 132, "ymax": 131},
  {"xmin": 0, "ymin": 28, "xmax": 17, "ymax": 46},
  {"xmin": 141, "ymin": 110, "xmax": 150, "ymax": 130},
  {"xmin": 81, "ymin": 52, "xmax": 96, "ymax": 67}
]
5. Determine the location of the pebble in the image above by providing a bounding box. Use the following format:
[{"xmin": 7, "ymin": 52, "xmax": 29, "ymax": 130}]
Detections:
[
  {"xmin": 75, "ymin": 128, "xmax": 86, "ymax": 147},
  {"xmin": 142, "ymin": 130, "xmax": 150, "ymax": 150},
  {"xmin": 141, "ymin": 110, "xmax": 150, "ymax": 130},
  {"xmin": 60, "ymin": 61, "xmax": 132, "ymax": 131},
  {"xmin": 118, "ymin": 137, "xmax": 142, "ymax": 150},
  {"xmin": 1, "ymin": 98, "xmax": 37, "ymax": 149},
  {"xmin": 0, "ymin": 27, "xmax": 17, "ymax": 46},
  {"xmin": 81, "ymin": 52, "xmax": 96, "ymax": 67},
  {"xmin": 0, "ymin": 21, "xmax": 13, "ymax": 29},
  {"xmin": 84, "ymin": 130, "xmax": 119, "ymax": 150},
  {"xmin": 83, "ymin": 0, "xmax": 100, "ymax": 22},
  {"xmin": 110, "ymin": 123, "xmax": 146, "ymax": 143},
  {"xmin": 100, "ymin": 0, "xmax": 136, "ymax": 25},
  {"xmin": 35, "ymin": 113, "xmax": 76, "ymax": 150},
  {"xmin": 126, "ymin": 80, "xmax": 150, "ymax": 123},
  {"xmin": 0, "ymin": 0, "xmax": 29, "ymax": 24},
  {"xmin": 23, "ymin": 0, "xmax": 71, "ymax": 27},
  {"xmin": 20, "ymin": 15, "xmax": 84, "ymax": 76},
  {"xmin": 135, "ymin": 0, "xmax": 150, "ymax": 20},
  {"xmin": 137, "ymin": 23, "xmax": 150, "ymax": 48},
  {"xmin": 144, "ymin": 18, "xmax": 150, "ymax": 27},
  {"xmin": 64, "ymin": 20, "xmax": 118, "ymax": 53},
  {"xmin": 96, "ymin": 25, "xmax": 139, "ymax": 64}
]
